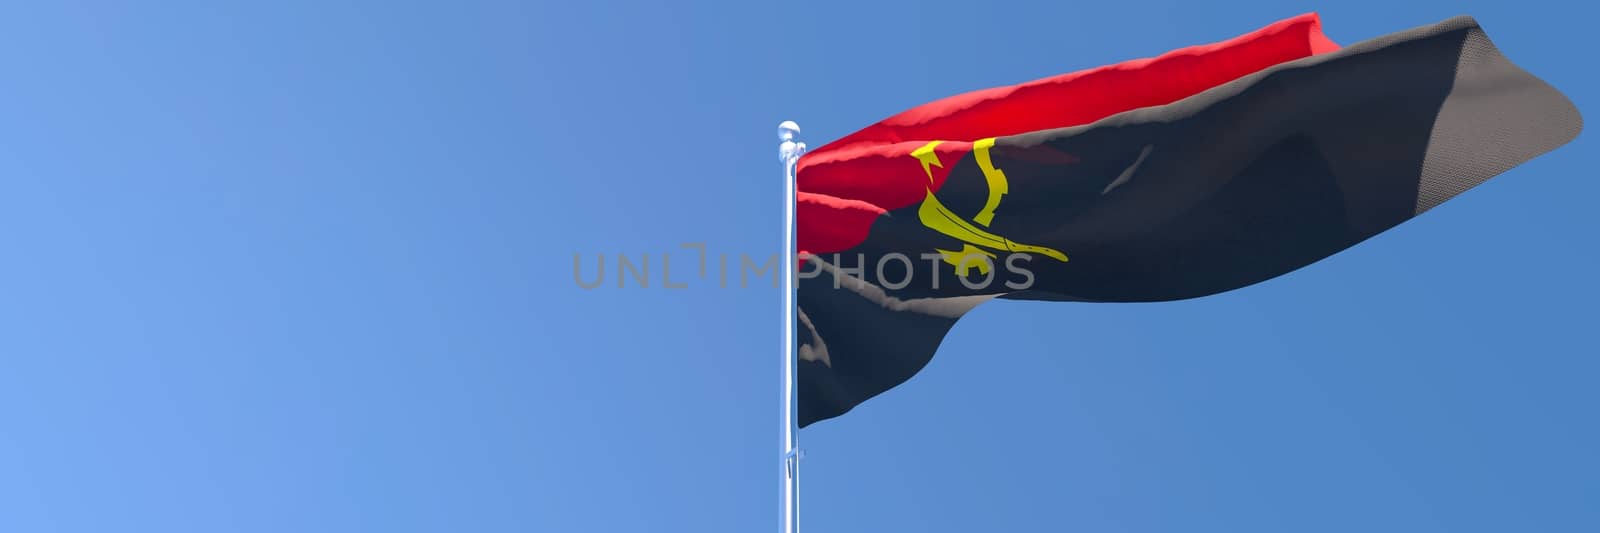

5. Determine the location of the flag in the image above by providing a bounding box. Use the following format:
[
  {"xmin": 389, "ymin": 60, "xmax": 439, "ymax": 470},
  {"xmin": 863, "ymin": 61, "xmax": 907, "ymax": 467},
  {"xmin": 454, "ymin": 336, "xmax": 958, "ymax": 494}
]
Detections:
[{"xmin": 795, "ymin": 14, "xmax": 1581, "ymax": 427}]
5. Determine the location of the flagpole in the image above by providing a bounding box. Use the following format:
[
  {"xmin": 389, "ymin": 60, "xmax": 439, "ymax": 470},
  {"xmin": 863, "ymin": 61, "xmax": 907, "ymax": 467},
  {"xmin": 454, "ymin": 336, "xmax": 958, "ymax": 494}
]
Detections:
[{"xmin": 778, "ymin": 120, "xmax": 805, "ymax": 533}]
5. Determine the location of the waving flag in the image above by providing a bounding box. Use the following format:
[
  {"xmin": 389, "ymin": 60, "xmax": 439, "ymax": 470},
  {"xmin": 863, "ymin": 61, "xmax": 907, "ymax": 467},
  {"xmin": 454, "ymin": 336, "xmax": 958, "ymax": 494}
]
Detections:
[{"xmin": 795, "ymin": 14, "xmax": 1581, "ymax": 427}]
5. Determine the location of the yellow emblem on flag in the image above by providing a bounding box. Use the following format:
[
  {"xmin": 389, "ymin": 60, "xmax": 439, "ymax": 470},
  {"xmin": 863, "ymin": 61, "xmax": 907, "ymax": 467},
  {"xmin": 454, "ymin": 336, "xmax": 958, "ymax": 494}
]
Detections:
[{"xmin": 911, "ymin": 139, "xmax": 1068, "ymax": 277}]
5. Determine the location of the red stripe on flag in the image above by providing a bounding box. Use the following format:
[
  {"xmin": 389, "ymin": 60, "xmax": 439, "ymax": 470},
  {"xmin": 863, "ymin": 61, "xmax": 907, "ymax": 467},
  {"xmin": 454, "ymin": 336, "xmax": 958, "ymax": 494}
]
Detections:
[{"xmin": 797, "ymin": 13, "xmax": 1339, "ymax": 256}]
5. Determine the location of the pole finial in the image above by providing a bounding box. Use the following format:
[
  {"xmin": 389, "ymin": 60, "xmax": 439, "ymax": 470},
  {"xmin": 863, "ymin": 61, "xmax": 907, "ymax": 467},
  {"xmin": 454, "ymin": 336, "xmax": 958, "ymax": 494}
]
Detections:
[{"xmin": 778, "ymin": 121, "xmax": 806, "ymax": 164}]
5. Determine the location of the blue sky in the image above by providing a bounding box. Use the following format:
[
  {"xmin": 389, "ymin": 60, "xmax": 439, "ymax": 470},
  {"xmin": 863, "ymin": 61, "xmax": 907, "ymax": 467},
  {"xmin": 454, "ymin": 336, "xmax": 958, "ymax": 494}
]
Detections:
[{"xmin": 0, "ymin": 1, "xmax": 1594, "ymax": 531}]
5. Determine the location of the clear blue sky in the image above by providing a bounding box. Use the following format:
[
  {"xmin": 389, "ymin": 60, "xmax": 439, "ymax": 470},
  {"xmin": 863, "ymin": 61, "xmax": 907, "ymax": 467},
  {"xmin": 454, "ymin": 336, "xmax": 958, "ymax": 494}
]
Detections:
[{"xmin": 0, "ymin": 1, "xmax": 1594, "ymax": 531}]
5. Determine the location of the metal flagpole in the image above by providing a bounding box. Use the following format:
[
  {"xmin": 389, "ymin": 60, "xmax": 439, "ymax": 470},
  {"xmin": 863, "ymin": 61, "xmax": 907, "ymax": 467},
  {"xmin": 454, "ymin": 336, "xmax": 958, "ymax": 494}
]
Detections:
[{"xmin": 778, "ymin": 120, "xmax": 805, "ymax": 533}]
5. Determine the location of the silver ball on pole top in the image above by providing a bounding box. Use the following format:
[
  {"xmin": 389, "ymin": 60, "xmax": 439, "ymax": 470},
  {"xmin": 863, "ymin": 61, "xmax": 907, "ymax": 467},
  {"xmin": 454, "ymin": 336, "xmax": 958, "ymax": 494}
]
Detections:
[{"xmin": 779, "ymin": 120, "xmax": 806, "ymax": 164}]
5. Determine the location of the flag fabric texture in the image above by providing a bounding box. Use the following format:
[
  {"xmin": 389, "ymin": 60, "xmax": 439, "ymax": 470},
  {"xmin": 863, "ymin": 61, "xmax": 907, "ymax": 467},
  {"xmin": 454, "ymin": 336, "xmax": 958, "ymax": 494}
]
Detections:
[{"xmin": 794, "ymin": 14, "xmax": 1581, "ymax": 427}]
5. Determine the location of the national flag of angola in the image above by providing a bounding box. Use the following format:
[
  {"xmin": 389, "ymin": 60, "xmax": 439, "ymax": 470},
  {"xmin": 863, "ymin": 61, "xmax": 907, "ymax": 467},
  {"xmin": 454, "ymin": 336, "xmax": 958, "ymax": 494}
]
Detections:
[{"xmin": 795, "ymin": 14, "xmax": 1581, "ymax": 427}]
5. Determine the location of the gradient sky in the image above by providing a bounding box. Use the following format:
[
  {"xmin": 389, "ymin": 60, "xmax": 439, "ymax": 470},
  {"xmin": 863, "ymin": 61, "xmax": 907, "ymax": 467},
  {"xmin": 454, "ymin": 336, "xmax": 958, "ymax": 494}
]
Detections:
[{"xmin": 0, "ymin": 1, "xmax": 1595, "ymax": 532}]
